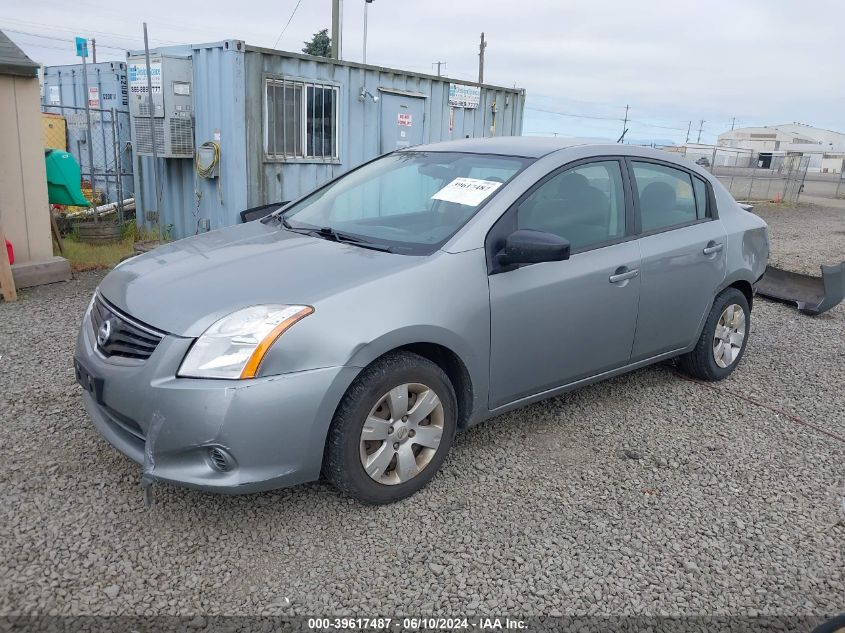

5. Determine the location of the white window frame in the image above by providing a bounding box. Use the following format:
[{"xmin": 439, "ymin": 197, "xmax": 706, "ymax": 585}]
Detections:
[{"xmin": 264, "ymin": 77, "xmax": 340, "ymax": 162}]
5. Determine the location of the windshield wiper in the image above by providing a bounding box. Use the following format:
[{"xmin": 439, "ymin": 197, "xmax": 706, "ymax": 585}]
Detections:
[
  {"xmin": 315, "ymin": 227, "xmax": 394, "ymax": 252},
  {"xmin": 278, "ymin": 216, "xmax": 315, "ymax": 235},
  {"xmin": 279, "ymin": 219, "xmax": 392, "ymax": 252}
]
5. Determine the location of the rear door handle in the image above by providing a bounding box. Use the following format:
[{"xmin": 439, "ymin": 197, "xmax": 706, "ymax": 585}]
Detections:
[
  {"xmin": 703, "ymin": 241, "xmax": 724, "ymax": 255},
  {"xmin": 609, "ymin": 268, "xmax": 639, "ymax": 283}
]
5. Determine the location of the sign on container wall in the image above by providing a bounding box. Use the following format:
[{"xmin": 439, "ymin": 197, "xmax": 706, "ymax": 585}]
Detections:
[
  {"xmin": 48, "ymin": 85, "xmax": 61, "ymax": 105},
  {"xmin": 448, "ymin": 83, "xmax": 481, "ymax": 109},
  {"xmin": 88, "ymin": 86, "xmax": 100, "ymax": 108},
  {"xmin": 128, "ymin": 62, "xmax": 162, "ymax": 94}
]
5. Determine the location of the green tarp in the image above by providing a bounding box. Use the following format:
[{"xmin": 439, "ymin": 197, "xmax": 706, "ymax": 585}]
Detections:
[{"xmin": 44, "ymin": 148, "xmax": 90, "ymax": 207}]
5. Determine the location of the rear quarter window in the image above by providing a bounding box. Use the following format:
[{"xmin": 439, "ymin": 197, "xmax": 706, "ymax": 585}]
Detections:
[{"xmin": 693, "ymin": 176, "xmax": 709, "ymax": 220}]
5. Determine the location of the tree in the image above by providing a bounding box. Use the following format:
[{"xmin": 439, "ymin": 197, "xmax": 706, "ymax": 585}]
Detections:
[{"xmin": 302, "ymin": 29, "xmax": 331, "ymax": 57}]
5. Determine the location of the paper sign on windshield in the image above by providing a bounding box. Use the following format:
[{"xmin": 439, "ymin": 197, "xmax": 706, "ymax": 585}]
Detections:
[{"xmin": 431, "ymin": 178, "xmax": 503, "ymax": 206}]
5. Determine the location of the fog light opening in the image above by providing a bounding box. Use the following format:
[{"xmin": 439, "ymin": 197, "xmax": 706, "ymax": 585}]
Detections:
[{"xmin": 207, "ymin": 447, "xmax": 235, "ymax": 472}]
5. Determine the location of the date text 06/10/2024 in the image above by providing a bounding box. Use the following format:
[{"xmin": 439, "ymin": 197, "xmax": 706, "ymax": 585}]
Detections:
[{"xmin": 307, "ymin": 617, "xmax": 528, "ymax": 630}]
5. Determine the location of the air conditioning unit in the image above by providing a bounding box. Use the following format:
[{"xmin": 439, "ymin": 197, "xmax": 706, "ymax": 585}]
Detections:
[{"xmin": 128, "ymin": 54, "xmax": 194, "ymax": 158}]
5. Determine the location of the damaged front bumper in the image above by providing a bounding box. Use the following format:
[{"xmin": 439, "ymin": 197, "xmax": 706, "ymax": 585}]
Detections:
[{"xmin": 74, "ymin": 310, "xmax": 358, "ymax": 494}]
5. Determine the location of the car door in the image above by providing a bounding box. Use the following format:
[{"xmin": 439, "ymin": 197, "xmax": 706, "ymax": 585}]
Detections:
[
  {"xmin": 628, "ymin": 159, "xmax": 727, "ymax": 361},
  {"xmin": 487, "ymin": 158, "xmax": 641, "ymax": 409},
  {"xmin": 379, "ymin": 92, "xmax": 426, "ymax": 152}
]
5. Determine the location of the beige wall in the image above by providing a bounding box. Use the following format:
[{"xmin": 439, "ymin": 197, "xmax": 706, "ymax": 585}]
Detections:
[{"xmin": 0, "ymin": 74, "xmax": 51, "ymax": 264}]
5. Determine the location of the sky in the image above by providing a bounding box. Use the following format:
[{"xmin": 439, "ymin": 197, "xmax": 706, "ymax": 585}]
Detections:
[{"xmin": 4, "ymin": 0, "xmax": 843, "ymax": 145}]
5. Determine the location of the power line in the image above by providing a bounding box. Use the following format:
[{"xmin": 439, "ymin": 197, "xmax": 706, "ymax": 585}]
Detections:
[
  {"xmin": 0, "ymin": 16, "xmax": 182, "ymax": 45},
  {"xmin": 527, "ymin": 104, "xmax": 696, "ymax": 134},
  {"xmin": 2, "ymin": 28, "xmax": 127, "ymax": 52},
  {"xmin": 273, "ymin": 0, "xmax": 304, "ymax": 49},
  {"xmin": 526, "ymin": 105, "xmax": 622, "ymax": 122}
]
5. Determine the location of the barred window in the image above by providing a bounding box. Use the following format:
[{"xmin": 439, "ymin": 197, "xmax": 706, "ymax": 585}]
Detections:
[{"xmin": 265, "ymin": 79, "xmax": 338, "ymax": 159}]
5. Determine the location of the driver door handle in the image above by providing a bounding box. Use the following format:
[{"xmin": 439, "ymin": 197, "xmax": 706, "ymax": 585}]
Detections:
[
  {"xmin": 609, "ymin": 267, "xmax": 640, "ymax": 283},
  {"xmin": 703, "ymin": 241, "xmax": 724, "ymax": 255}
]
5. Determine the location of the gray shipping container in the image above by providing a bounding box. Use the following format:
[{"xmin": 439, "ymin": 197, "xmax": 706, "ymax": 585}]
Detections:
[
  {"xmin": 130, "ymin": 40, "xmax": 525, "ymax": 238},
  {"xmin": 41, "ymin": 61, "xmax": 133, "ymax": 204}
]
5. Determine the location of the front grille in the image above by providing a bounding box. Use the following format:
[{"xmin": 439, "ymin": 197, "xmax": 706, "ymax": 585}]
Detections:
[{"xmin": 91, "ymin": 295, "xmax": 165, "ymax": 360}]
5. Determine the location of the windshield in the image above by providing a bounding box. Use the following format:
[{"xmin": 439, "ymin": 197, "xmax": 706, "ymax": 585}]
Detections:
[{"xmin": 280, "ymin": 151, "xmax": 532, "ymax": 254}]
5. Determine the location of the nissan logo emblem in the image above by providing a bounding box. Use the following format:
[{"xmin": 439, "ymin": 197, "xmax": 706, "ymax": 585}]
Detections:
[{"xmin": 97, "ymin": 319, "xmax": 114, "ymax": 348}]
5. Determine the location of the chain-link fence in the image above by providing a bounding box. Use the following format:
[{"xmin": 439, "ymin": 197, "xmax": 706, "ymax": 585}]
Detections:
[
  {"xmin": 41, "ymin": 104, "xmax": 134, "ymax": 219},
  {"xmin": 659, "ymin": 144, "xmax": 812, "ymax": 203}
]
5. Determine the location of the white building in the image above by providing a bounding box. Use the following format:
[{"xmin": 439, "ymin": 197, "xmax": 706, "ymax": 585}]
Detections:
[{"xmin": 717, "ymin": 123, "xmax": 845, "ymax": 173}]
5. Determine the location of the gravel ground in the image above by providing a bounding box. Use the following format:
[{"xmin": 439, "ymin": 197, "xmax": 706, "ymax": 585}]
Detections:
[
  {"xmin": 1, "ymin": 204, "xmax": 844, "ymax": 620},
  {"xmin": 753, "ymin": 202, "xmax": 845, "ymax": 275}
]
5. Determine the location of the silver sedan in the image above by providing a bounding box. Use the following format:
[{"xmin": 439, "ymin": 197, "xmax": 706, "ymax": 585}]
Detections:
[{"xmin": 74, "ymin": 138, "xmax": 769, "ymax": 503}]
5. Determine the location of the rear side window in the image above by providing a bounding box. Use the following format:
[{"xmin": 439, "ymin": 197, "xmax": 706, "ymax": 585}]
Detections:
[
  {"xmin": 632, "ymin": 162, "xmax": 698, "ymax": 232},
  {"xmin": 693, "ymin": 176, "xmax": 709, "ymax": 219}
]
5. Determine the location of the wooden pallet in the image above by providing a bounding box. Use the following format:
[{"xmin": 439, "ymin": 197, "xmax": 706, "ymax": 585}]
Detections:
[{"xmin": 0, "ymin": 220, "xmax": 17, "ymax": 302}]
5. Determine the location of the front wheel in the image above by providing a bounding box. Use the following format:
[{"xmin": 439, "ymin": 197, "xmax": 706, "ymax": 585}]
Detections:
[
  {"xmin": 678, "ymin": 287, "xmax": 751, "ymax": 381},
  {"xmin": 324, "ymin": 351, "xmax": 457, "ymax": 504}
]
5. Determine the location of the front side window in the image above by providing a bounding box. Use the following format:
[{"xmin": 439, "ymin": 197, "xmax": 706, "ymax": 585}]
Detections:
[
  {"xmin": 516, "ymin": 160, "xmax": 626, "ymax": 251},
  {"xmin": 632, "ymin": 162, "xmax": 698, "ymax": 231},
  {"xmin": 282, "ymin": 152, "xmax": 531, "ymax": 254},
  {"xmin": 265, "ymin": 79, "xmax": 338, "ymax": 159}
]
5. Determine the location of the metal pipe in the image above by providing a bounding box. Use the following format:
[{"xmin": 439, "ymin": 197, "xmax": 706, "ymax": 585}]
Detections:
[
  {"xmin": 363, "ymin": 0, "xmax": 371, "ymax": 66},
  {"xmin": 97, "ymin": 68, "xmax": 110, "ymax": 204},
  {"xmin": 331, "ymin": 0, "xmax": 342, "ymax": 60},
  {"xmin": 143, "ymin": 22, "xmax": 162, "ymax": 240},
  {"xmin": 80, "ymin": 47, "xmax": 97, "ymax": 222},
  {"xmin": 111, "ymin": 108, "xmax": 124, "ymax": 222}
]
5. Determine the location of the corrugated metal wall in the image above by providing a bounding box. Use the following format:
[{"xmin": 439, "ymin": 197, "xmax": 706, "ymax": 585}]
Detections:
[
  {"xmin": 42, "ymin": 62, "xmax": 134, "ymax": 202},
  {"xmin": 42, "ymin": 62, "xmax": 129, "ymax": 111},
  {"xmin": 133, "ymin": 42, "xmax": 249, "ymax": 238},
  {"xmin": 133, "ymin": 41, "xmax": 525, "ymax": 239}
]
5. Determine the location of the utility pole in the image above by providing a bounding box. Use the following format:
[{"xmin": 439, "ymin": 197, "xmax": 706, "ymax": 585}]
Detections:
[
  {"xmin": 685, "ymin": 120, "xmax": 691, "ymax": 144},
  {"xmin": 331, "ymin": 0, "xmax": 342, "ymax": 60},
  {"xmin": 433, "ymin": 61, "xmax": 446, "ymax": 76},
  {"xmin": 621, "ymin": 104, "xmax": 629, "ymax": 139},
  {"xmin": 90, "ymin": 38, "xmax": 97, "ymax": 63},
  {"xmin": 143, "ymin": 22, "xmax": 161, "ymax": 240},
  {"xmin": 478, "ymin": 32, "xmax": 487, "ymax": 84},
  {"xmin": 697, "ymin": 119, "xmax": 705, "ymax": 144},
  {"xmin": 363, "ymin": 0, "xmax": 374, "ymax": 65},
  {"xmin": 78, "ymin": 37, "xmax": 96, "ymax": 223}
]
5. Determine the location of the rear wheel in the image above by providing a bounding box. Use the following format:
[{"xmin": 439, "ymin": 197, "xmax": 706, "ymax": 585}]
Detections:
[
  {"xmin": 678, "ymin": 287, "xmax": 750, "ymax": 381},
  {"xmin": 324, "ymin": 351, "xmax": 457, "ymax": 504}
]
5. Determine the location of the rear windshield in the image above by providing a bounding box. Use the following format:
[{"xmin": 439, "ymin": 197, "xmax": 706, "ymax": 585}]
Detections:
[{"xmin": 281, "ymin": 151, "xmax": 533, "ymax": 254}]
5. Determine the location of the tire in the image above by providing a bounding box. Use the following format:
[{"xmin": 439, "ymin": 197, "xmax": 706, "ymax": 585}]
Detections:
[
  {"xmin": 678, "ymin": 287, "xmax": 751, "ymax": 381},
  {"xmin": 324, "ymin": 351, "xmax": 458, "ymax": 504}
]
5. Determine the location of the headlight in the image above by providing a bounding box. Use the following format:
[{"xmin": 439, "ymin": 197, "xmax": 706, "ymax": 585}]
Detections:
[{"xmin": 178, "ymin": 305, "xmax": 314, "ymax": 379}]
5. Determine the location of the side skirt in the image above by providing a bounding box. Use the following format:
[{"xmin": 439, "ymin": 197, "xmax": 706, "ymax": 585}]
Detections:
[{"xmin": 478, "ymin": 347, "xmax": 688, "ymax": 423}]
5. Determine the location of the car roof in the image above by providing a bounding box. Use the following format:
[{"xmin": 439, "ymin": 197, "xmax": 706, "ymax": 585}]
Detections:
[
  {"xmin": 404, "ymin": 137, "xmax": 709, "ymax": 173},
  {"xmin": 408, "ymin": 136, "xmax": 585, "ymax": 158}
]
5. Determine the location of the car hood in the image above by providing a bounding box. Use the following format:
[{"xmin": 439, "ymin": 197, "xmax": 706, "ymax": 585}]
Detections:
[{"xmin": 98, "ymin": 221, "xmax": 424, "ymax": 336}]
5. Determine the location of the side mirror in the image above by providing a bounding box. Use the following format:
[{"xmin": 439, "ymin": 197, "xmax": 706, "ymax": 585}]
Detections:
[{"xmin": 496, "ymin": 229, "xmax": 571, "ymax": 268}]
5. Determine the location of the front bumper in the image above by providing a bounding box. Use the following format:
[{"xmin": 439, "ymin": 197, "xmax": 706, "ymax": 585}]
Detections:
[{"xmin": 74, "ymin": 308, "xmax": 359, "ymax": 494}]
